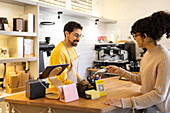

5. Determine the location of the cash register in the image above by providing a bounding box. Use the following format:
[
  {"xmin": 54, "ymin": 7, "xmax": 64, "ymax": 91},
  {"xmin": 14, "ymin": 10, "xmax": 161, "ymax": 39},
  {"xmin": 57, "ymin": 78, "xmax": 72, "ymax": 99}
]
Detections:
[{"xmin": 26, "ymin": 64, "xmax": 69, "ymax": 100}]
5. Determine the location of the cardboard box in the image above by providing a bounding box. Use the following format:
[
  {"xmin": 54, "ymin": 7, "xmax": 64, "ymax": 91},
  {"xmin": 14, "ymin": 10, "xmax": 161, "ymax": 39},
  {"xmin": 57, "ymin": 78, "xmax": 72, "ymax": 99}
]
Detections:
[
  {"xmin": 24, "ymin": 38, "xmax": 34, "ymax": 57},
  {"xmin": 6, "ymin": 66, "xmax": 15, "ymax": 85},
  {"xmin": 9, "ymin": 74, "xmax": 19, "ymax": 88},
  {"xmin": 8, "ymin": 37, "xmax": 24, "ymax": 58}
]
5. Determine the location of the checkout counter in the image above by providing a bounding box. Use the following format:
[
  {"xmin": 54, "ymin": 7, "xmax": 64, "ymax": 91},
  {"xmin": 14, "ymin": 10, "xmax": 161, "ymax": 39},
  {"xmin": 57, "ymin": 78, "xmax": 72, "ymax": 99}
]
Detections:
[{"xmin": 4, "ymin": 76, "xmax": 142, "ymax": 113}]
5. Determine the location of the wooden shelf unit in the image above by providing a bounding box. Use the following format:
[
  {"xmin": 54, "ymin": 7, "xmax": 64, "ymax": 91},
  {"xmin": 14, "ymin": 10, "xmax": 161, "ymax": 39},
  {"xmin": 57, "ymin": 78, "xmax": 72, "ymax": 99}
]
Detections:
[{"xmin": 0, "ymin": 0, "xmax": 39, "ymax": 81}]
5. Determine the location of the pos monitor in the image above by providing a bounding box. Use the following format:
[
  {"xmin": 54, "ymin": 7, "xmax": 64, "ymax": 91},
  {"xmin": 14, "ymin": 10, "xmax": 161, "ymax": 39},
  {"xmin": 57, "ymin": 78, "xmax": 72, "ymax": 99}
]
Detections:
[{"xmin": 39, "ymin": 63, "xmax": 69, "ymax": 79}]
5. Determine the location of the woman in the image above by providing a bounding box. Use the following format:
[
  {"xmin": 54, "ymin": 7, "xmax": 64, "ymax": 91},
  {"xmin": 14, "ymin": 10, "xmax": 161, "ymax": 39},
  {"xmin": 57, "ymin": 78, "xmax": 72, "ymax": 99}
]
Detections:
[{"xmin": 104, "ymin": 11, "xmax": 170, "ymax": 113}]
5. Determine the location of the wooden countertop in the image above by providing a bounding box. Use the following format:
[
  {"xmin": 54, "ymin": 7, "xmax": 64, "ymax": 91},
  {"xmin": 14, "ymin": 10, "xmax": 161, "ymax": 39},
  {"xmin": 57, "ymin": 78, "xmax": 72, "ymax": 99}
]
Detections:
[
  {"xmin": 4, "ymin": 77, "xmax": 142, "ymax": 113},
  {"xmin": 86, "ymin": 68, "xmax": 139, "ymax": 74},
  {"xmin": 86, "ymin": 68, "xmax": 100, "ymax": 72}
]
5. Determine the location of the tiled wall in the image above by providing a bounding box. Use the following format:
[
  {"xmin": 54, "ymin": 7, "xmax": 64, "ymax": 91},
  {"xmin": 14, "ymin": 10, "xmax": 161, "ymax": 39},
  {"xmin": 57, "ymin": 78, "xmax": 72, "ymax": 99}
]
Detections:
[{"xmin": 39, "ymin": 10, "xmax": 113, "ymax": 79}]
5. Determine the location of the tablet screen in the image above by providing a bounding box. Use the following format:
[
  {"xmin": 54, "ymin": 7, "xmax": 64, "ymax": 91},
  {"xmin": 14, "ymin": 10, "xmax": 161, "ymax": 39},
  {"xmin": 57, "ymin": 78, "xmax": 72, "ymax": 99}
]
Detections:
[{"xmin": 39, "ymin": 64, "xmax": 69, "ymax": 79}]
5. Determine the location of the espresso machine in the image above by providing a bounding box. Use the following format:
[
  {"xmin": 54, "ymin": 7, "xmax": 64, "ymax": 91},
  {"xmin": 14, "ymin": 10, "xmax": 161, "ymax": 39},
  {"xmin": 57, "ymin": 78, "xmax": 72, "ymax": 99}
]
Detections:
[
  {"xmin": 93, "ymin": 41, "xmax": 139, "ymax": 71},
  {"xmin": 39, "ymin": 37, "xmax": 55, "ymax": 74}
]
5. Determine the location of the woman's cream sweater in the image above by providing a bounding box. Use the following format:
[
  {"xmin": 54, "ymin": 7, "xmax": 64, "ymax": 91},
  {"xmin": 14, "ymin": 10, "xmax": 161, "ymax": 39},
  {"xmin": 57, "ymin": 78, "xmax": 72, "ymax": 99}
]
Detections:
[{"xmin": 118, "ymin": 45, "xmax": 170, "ymax": 112}]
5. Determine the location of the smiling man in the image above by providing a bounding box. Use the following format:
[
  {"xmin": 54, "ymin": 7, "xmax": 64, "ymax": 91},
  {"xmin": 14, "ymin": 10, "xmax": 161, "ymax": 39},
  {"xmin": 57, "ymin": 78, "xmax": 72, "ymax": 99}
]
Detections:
[{"xmin": 49, "ymin": 21, "xmax": 83, "ymax": 85}]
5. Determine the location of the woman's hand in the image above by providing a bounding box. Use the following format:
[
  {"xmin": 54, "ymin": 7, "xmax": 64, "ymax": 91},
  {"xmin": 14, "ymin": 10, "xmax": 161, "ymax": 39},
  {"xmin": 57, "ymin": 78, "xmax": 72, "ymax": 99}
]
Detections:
[
  {"xmin": 107, "ymin": 65, "xmax": 120, "ymax": 74},
  {"xmin": 104, "ymin": 98, "xmax": 122, "ymax": 107}
]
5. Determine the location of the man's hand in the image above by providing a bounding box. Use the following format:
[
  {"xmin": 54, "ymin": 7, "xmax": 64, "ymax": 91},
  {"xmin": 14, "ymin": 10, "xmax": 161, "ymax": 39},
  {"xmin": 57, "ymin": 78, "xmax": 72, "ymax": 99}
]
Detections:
[
  {"xmin": 104, "ymin": 98, "xmax": 122, "ymax": 107},
  {"xmin": 63, "ymin": 79, "xmax": 73, "ymax": 85}
]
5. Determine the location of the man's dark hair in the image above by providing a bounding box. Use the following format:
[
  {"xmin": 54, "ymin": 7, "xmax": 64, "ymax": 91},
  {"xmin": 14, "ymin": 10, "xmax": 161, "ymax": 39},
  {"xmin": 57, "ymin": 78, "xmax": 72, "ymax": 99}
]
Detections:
[
  {"xmin": 131, "ymin": 11, "xmax": 170, "ymax": 41},
  {"xmin": 64, "ymin": 21, "xmax": 83, "ymax": 37}
]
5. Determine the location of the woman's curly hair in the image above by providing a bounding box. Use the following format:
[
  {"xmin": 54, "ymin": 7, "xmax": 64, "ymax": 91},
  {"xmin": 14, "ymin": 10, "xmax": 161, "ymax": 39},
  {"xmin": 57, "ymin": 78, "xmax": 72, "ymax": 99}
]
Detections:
[{"xmin": 131, "ymin": 11, "xmax": 170, "ymax": 41}]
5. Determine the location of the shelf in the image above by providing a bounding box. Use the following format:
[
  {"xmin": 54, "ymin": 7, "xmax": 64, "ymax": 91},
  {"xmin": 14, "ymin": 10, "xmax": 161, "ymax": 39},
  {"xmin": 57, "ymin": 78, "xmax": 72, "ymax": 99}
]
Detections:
[
  {"xmin": 0, "ymin": 31, "xmax": 37, "ymax": 37},
  {"xmin": 0, "ymin": 91, "xmax": 25, "ymax": 102},
  {"xmin": 0, "ymin": 0, "xmax": 37, "ymax": 6},
  {"xmin": 0, "ymin": 57, "xmax": 36, "ymax": 63},
  {"xmin": 38, "ymin": 2, "xmax": 117, "ymax": 24}
]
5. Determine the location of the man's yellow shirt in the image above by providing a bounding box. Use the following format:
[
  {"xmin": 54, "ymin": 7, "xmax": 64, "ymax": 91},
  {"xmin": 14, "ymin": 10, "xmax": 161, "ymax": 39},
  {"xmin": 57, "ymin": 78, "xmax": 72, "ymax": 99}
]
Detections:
[{"xmin": 49, "ymin": 41, "xmax": 81, "ymax": 85}]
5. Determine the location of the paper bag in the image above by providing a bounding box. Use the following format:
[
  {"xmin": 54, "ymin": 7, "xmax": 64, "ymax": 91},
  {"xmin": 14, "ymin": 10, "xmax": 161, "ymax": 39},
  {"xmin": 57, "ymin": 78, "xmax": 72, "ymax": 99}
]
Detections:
[
  {"xmin": 17, "ymin": 71, "xmax": 25, "ymax": 87},
  {"xmin": 6, "ymin": 66, "xmax": 15, "ymax": 84},
  {"xmin": 9, "ymin": 74, "xmax": 18, "ymax": 88}
]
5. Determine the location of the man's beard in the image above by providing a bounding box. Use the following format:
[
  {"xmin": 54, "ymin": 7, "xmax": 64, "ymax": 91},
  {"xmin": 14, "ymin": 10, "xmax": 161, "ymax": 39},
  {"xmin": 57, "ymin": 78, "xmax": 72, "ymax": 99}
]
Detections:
[{"xmin": 68, "ymin": 39, "xmax": 79, "ymax": 47}]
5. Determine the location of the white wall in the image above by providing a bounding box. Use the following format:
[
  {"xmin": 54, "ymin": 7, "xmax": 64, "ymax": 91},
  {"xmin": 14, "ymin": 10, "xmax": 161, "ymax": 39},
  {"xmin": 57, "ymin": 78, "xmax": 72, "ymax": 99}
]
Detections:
[{"xmin": 103, "ymin": 0, "xmax": 170, "ymax": 54}]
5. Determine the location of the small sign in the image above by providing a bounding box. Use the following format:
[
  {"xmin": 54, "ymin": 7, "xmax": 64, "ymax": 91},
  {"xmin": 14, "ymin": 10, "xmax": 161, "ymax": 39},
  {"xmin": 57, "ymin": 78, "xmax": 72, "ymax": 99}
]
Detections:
[
  {"xmin": 95, "ymin": 79, "xmax": 107, "ymax": 96},
  {"xmin": 59, "ymin": 83, "xmax": 79, "ymax": 103}
]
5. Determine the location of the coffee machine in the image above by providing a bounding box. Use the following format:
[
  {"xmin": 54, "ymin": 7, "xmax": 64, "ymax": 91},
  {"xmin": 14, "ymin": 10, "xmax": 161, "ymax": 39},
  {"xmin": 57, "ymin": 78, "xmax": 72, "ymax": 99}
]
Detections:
[
  {"xmin": 93, "ymin": 41, "xmax": 139, "ymax": 71},
  {"xmin": 39, "ymin": 37, "xmax": 55, "ymax": 74}
]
